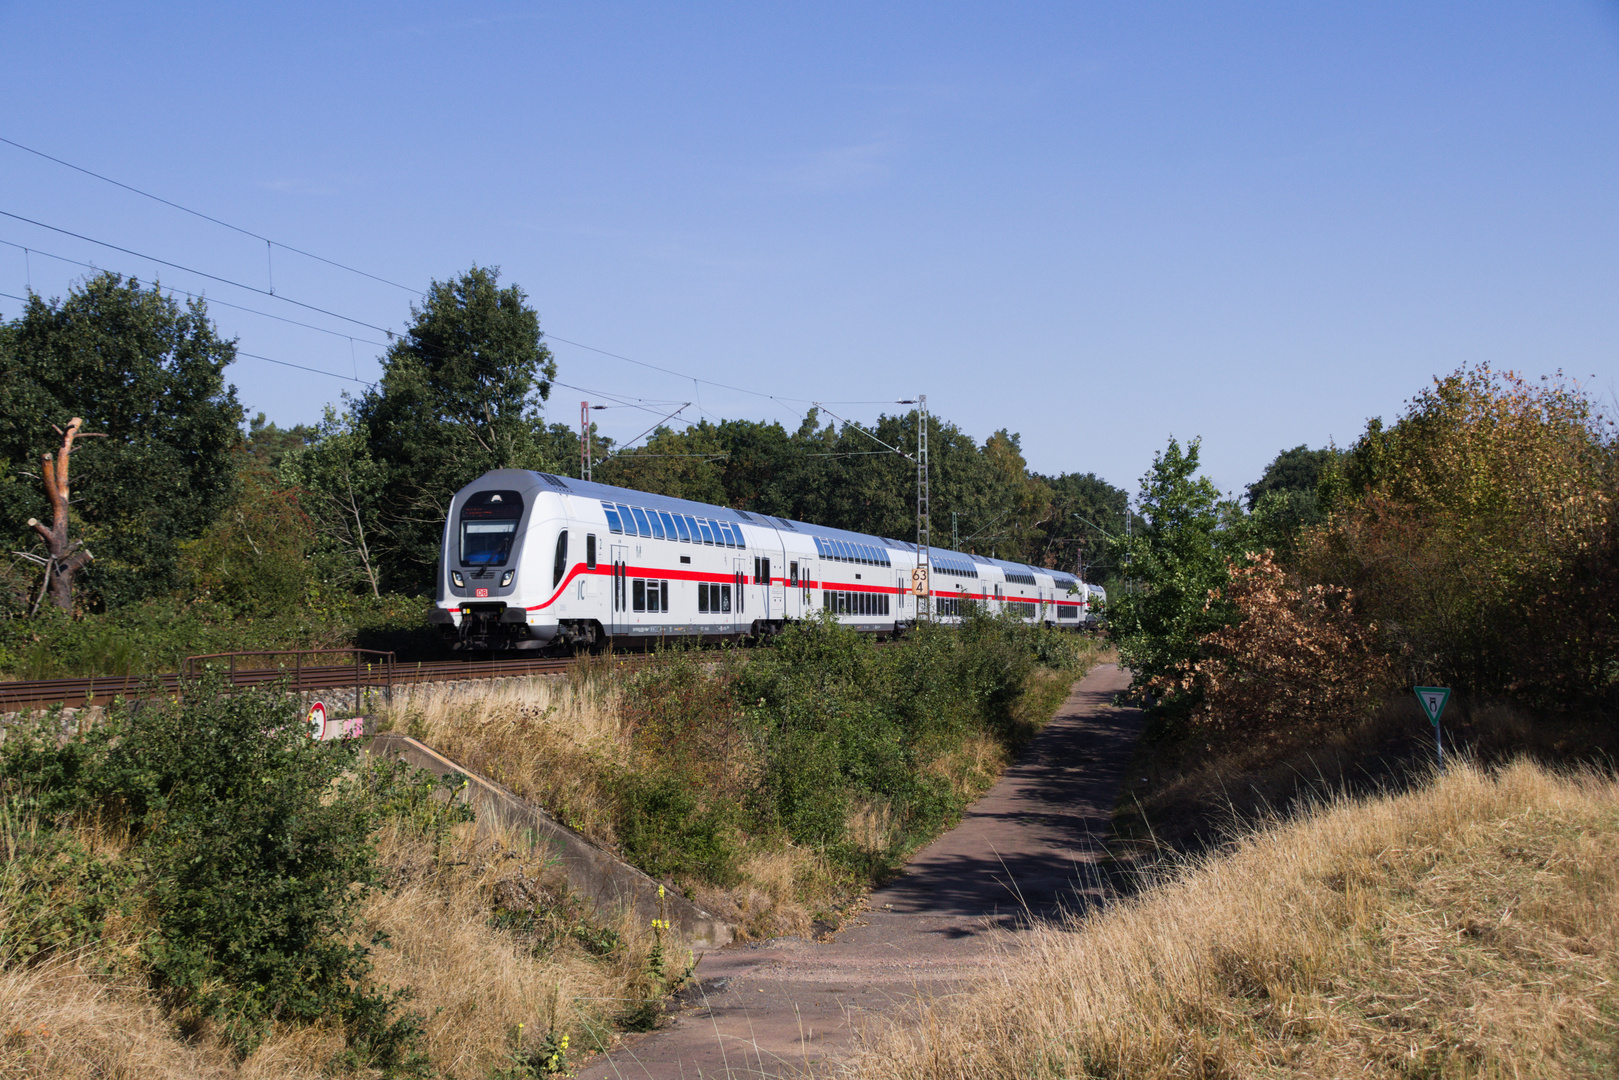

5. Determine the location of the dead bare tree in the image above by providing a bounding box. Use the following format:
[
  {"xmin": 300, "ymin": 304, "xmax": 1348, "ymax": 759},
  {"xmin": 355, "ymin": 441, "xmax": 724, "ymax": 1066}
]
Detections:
[{"xmin": 25, "ymin": 417, "xmax": 106, "ymax": 612}]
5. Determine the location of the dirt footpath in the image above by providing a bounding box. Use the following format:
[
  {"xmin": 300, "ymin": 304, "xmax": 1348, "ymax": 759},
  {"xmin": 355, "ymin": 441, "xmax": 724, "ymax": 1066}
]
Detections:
[{"xmin": 578, "ymin": 663, "xmax": 1144, "ymax": 1080}]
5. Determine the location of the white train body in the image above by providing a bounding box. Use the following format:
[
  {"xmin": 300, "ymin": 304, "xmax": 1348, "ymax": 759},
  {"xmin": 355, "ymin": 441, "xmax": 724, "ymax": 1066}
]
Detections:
[{"xmin": 429, "ymin": 470, "xmax": 1096, "ymax": 651}]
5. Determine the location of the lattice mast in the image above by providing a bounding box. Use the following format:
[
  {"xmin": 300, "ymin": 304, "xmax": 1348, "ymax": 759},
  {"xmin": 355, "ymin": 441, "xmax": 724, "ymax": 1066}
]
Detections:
[{"xmin": 915, "ymin": 394, "xmax": 931, "ymax": 621}]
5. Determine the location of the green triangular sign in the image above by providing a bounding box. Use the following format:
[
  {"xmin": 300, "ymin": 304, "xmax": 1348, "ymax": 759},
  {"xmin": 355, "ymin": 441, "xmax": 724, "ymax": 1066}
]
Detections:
[{"xmin": 1414, "ymin": 686, "xmax": 1450, "ymax": 727}]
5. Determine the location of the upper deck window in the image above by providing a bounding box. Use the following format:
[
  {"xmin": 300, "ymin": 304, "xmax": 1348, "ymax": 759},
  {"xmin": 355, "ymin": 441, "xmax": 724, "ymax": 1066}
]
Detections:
[
  {"xmin": 602, "ymin": 502, "xmax": 623, "ymax": 534},
  {"xmin": 459, "ymin": 490, "xmax": 524, "ymax": 567},
  {"xmin": 616, "ymin": 504, "xmax": 639, "ymax": 537}
]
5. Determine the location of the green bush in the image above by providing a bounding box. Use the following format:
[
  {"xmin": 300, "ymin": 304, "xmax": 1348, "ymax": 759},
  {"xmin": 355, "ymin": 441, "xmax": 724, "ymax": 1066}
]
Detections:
[
  {"xmin": 0, "ymin": 678, "xmax": 455, "ymax": 1073},
  {"xmin": 0, "ymin": 591, "xmax": 439, "ymax": 680},
  {"xmin": 608, "ymin": 610, "xmax": 1089, "ymax": 890}
]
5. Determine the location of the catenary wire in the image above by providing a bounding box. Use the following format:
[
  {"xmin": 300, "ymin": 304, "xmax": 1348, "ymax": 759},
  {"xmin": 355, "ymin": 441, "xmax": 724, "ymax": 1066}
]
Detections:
[
  {"xmin": 0, "ymin": 134, "xmax": 423, "ymax": 296},
  {"xmin": 1, "ymin": 209, "xmax": 918, "ymax": 428},
  {"xmin": 0, "ymin": 238, "xmax": 393, "ymax": 349},
  {"xmin": 0, "ymin": 209, "xmax": 396, "ymax": 336},
  {"xmin": 0, "ymin": 136, "xmax": 908, "ymax": 411},
  {"xmin": 0, "ymin": 286, "xmax": 373, "ymax": 387}
]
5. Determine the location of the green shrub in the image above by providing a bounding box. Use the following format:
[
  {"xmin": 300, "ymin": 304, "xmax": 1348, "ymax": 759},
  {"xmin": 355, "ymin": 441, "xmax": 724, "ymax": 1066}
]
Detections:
[
  {"xmin": 605, "ymin": 610, "xmax": 1088, "ymax": 891},
  {"xmin": 0, "ymin": 591, "xmax": 439, "ymax": 680},
  {"xmin": 0, "ymin": 677, "xmax": 452, "ymax": 1072}
]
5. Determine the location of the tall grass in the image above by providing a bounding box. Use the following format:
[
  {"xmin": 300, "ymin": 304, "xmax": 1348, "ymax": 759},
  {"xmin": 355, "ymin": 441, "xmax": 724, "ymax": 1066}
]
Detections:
[
  {"xmin": 383, "ymin": 615, "xmax": 1104, "ymax": 939},
  {"xmin": 849, "ymin": 758, "xmax": 1619, "ymax": 1079}
]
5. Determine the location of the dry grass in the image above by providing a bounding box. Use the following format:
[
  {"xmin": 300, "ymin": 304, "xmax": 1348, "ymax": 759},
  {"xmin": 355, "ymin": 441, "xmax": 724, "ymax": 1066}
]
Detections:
[
  {"xmin": 0, "ymin": 809, "xmax": 662, "ymax": 1079},
  {"xmin": 378, "ymin": 649, "xmax": 1104, "ymax": 944},
  {"xmin": 848, "ymin": 758, "xmax": 1619, "ymax": 1079},
  {"xmin": 381, "ymin": 667, "xmax": 631, "ymax": 847},
  {"xmin": 358, "ymin": 818, "xmax": 663, "ymax": 1076},
  {"xmin": 379, "ymin": 667, "xmax": 845, "ymax": 940},
  {"xmin": 1114, "ymin": 694, "xmax": 1619, "ymax": 861}
]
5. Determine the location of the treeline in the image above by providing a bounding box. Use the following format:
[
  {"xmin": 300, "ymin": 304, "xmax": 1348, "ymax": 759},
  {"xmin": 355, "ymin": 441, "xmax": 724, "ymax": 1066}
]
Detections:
[
  {"xmin": 1110, "ymin": 364, "xmax": 1618, "ymax": 722},
  {"xmin": 1, "ymin": 267, "xmax": 1129, "ymax": 630}
]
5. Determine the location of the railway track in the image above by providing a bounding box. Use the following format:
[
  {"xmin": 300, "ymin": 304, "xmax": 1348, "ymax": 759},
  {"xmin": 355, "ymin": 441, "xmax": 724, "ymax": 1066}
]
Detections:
[{"xmin": 0, "ymin": 650, "xmax": 647, "ymax": 712}]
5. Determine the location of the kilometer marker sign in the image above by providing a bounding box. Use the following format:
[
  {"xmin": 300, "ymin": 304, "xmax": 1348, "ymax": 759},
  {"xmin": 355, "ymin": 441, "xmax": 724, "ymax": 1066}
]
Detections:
[{"xmin": 1414, "ymin": 686, "xmax": 1451, "ymax": 767}]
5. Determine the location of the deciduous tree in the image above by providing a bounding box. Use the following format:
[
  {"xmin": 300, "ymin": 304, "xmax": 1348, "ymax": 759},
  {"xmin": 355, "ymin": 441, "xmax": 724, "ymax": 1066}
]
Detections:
[
  {"xmin": 0, "ymin": 274, "xmax": 243, "ymax": 608},
  {"xmin": 356, "ymin": 266, "xmax": 558, "ymax": 591}
]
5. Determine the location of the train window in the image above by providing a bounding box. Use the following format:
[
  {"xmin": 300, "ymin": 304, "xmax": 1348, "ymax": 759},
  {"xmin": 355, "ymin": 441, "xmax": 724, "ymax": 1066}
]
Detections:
[
  {"xmin": 459, "ymin": 490, "xmax": 524, "ymax": 567},
  {"xmin": 673, "ymin": 514, "xmax": 691, "ymax": 542},
  {"xmin": 644, "ymin": 508, "xmax": 665, "ymax": 540},
  {"xmin": 658, "ymin": 510, "xmax": 679, "ymax": 539},
  {"xmin": 720, "ymin": 584, "xmax": 731, "ymax": 612},
  {"xmin": 552, "ymin": 530, "xmax": 568, "ymax": 588},
  {"xmin": 697, "ymin": 519, "xmax": 715, "ymax": 545},
  {"xmin": 586, "ymin": 534, "xmax": 597, "ymax": 569},
  {"xmin": 714, "ymin": 521, "xmax": 731, "ymax": 546},
  {"xmin": 602, "ymin": 502, "xmax": 623, "ymax": 534},
  {"xmin": 789, "ymin": 560, "xmax": 798, "ymax": 586},
  {"xmin": 632, "ymin": 578, "xmax": 646, "ymax": 612},
  {"xmin": 720, "ymin": 521, "xmax": 739, "ymax": 547},
  {"xmin": 631, "ymin": 507, "xmax": 653, "ymax": 537},
  {"xmin": 698, "ymin": 583, "xmax": 709, "ymax": 613},
  {"xmin": 615, "ymin": 504, "xmax": 638, "ymax": 537}
]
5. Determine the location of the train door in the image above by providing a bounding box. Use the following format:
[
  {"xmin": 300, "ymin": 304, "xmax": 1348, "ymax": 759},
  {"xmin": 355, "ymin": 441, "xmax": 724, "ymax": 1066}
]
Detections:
[
  {"xmin": 786, "ymin": 559, "xmax": 803, "ymax": 620},
  {"xmin": 609, "ymin": 544, "xmax": 629, "ymax": 635},
  {"xmin": 803, "ymin": 560, "xmax": 817, "ymax": 615},
  {"xmin": 752, "ymin": 554, "xmax": 773, "ymax": 622},
  {"xmin": 733, "ymin": 556, "xmax": 747, "ymax": 633}
]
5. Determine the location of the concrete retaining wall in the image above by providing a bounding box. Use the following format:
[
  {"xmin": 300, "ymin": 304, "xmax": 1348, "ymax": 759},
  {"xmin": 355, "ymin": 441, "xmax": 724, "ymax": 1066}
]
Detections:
[{"xmin": 365, "ymin": 732, "xmax": 734, "ymax": 952}]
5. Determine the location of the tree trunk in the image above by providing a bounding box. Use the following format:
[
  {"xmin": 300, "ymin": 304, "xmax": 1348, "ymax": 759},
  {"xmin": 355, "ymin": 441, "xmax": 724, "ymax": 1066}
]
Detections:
[{"xmin": 26, "ymin": 417, "xmax": 101, "ymax": 613}]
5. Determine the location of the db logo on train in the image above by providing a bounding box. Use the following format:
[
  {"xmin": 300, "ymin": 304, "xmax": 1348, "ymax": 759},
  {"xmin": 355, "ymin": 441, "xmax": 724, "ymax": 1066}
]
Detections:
[{"xmin": 306, "ymin": 701, "xmax": 327, "ymax": 739}]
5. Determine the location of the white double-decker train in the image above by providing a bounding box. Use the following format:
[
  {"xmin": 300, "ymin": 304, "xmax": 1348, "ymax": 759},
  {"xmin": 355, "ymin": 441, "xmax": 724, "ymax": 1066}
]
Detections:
[{"xmin": 429, "ymin": 469, "xmax": 1103, "ymax": 652}]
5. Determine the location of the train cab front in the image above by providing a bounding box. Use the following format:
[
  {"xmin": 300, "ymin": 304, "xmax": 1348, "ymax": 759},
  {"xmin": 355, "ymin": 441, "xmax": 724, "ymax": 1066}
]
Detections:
[{"xmin": 431, "ymin": 482, "xmax": 554, "ymax": 651}]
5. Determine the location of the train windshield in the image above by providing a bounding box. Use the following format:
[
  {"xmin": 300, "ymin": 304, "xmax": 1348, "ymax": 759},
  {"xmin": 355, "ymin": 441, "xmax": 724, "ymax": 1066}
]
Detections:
[{"xmin": 459, "ymin": 490, "xmax": 524, "ymax": 566}]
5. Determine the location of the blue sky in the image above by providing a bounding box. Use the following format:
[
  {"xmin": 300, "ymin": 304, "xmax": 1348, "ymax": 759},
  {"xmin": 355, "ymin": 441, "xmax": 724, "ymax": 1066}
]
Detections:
[{"xmin": 2, "ymin": 2, "xmax": 1616, "ymax": 498}]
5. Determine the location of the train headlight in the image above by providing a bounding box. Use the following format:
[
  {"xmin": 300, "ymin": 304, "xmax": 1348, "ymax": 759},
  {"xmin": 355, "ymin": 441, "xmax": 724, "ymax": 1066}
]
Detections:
[
  {"xmin": 500, "ymin": 570, "xmax": 515, "ymax": 587},
  {"xmin": 451, "ymin": 571, "xmax": 465, "ymax": 588}
]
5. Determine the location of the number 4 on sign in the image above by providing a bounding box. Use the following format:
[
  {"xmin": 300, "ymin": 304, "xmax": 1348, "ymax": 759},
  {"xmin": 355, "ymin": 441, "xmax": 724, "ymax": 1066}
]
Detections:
[{"xmin": 1414, "ymin": 686, "xmax": 1451, "ymax": 767}]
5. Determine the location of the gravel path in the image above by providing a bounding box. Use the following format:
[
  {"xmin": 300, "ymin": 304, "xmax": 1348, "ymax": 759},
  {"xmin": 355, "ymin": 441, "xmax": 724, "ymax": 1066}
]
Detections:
[{"xmin": 578, "ymin": 663, "xmax": 1144, "ymax": 1080}]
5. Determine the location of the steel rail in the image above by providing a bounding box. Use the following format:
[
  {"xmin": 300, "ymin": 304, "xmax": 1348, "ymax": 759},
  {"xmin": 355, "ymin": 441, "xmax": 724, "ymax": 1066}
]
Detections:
[{"xmin": 0, "ymin": 652, "xmax": 652, "ymax": 712}]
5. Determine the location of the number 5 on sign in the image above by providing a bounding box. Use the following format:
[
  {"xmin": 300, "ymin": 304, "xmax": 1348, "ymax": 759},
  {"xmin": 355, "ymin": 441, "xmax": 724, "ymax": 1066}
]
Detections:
[{"xmin": 1414, "ymin": 686, "xmax": 1450, "ymax": 767}]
